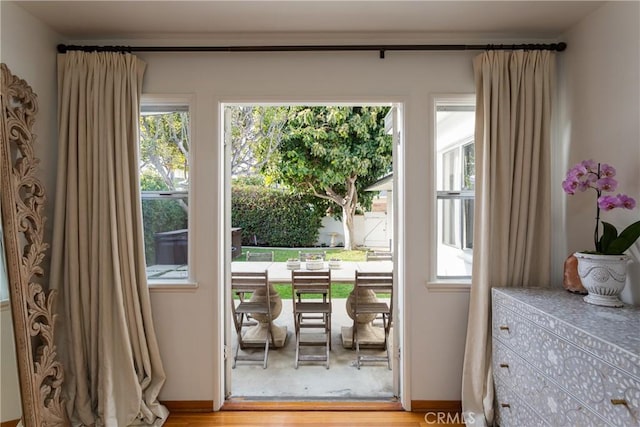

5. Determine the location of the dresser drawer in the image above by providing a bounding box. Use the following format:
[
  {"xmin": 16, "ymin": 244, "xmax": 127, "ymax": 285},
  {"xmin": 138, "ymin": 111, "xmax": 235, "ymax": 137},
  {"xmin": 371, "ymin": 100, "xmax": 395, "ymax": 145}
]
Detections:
[
  {"xmin": 494, "ymin": 377, "xmax": 550, "ymax": 427},
  {"xmin": 560, "ymin": 348, "xmax": 640, "ymax": 426},
  {"xmin": 492, "ymin": 301, "xmax": 534, "ymax": 351},
  {"xmin": 493, "ymin": 304, "xmax": 640, "ymax": 425},
  {"xmin": 494, "ymin": 340, "xmax": 606, "ymax": 426},
  {"xmin": 493, "ymin": 289, "xmax": 640, "ymax": 380}
]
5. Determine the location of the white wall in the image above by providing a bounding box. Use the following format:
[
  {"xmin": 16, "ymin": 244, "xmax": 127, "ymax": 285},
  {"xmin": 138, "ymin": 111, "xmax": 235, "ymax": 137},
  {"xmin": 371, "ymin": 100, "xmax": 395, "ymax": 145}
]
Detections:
[
  {"xmin": 559, "ymin": 1, "xmax": 640, "ymax": 304},
  {"xmin": 0, "ymin": 1, "xmax": 61, "ymax": 251},
  {"xmin": 317, "ymin": 216, "xmax": 344, "ymax": 247},
  {"xmin": 112, "ymin": 7, "xmax": 640, "ymax": 401},
  {"xmin": 139, "ymin": 4, "xmax": 640, "ymax": 401},
  {"xmin": 136, "ymin": 48, "xmax": 477, "ymax": 404},
  {"xmin": 0, "ymin": 2, "xmax": 62, "ymax": 422},
  {"xmin": 4, "ymin": 0, "xmax": 638, "ymax": 411}
]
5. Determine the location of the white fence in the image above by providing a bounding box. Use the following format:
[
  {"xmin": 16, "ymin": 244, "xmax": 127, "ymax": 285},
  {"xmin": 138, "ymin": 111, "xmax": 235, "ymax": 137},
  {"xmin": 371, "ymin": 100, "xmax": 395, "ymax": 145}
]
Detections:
[{"xmin": 316, "ymin": 212, "xmax": 391, "ymax": 249}]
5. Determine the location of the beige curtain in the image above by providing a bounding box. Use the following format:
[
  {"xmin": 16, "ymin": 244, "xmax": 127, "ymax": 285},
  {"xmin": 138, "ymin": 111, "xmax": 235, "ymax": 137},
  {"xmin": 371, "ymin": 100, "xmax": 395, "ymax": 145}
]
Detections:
[
  {"xmin": 50, "ymin": 51, "xmax": 169, "ymax": 426},
  {"xmin": 461, "ymin": 50, "xmax": 554, "ymax": 426}
]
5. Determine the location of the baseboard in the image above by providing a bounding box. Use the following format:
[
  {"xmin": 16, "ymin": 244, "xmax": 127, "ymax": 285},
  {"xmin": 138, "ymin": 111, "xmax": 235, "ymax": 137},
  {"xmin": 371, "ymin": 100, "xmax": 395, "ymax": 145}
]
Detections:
[
  {"xmin": 162, "ymin": 400, "xmax": 213, "ymax": 413},
  {"xmin": 1, "ymin": 419, "xmax": 21, "ymax": 427},
  {"xmin": 221, "ymin": 399, "xmax": 403, "ymax": 411},
  {"xmin": 410, "ymin": 400, "xmax": 462, "ymax": 413},
  {"xmin": 163, "ymin": 398, "xmax": 419, "ymax": 413}
]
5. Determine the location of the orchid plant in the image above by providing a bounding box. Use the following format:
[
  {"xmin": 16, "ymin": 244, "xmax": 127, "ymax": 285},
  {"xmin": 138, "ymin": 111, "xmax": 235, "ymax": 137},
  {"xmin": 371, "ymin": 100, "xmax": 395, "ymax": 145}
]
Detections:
[{"xmin": 562, "ymin": 160, "xmax": 640, "ymax": 255}]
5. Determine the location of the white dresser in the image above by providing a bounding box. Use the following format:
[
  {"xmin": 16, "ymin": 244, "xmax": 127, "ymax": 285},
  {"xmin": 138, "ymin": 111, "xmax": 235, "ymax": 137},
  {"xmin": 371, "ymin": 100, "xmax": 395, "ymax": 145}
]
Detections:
[{"xmin": 492, "ymin": 287, "xmax": 640, "ymax": 426}]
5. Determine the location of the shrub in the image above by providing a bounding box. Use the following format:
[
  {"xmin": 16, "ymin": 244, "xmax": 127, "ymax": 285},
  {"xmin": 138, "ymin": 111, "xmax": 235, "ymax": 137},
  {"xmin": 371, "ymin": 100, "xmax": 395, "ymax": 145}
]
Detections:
[
  {"xmin": 232, "ymin": 184, "xmax": 322, "ymax": 247},
  {"xmin": 140, "ymin": 172, "xmax": 188, "ymax": 265}
]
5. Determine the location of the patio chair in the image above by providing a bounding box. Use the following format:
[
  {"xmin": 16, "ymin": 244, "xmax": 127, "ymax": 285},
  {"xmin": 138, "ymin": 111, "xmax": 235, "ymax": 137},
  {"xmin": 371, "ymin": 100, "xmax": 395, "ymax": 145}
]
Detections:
[
  {"xmin": 231, "ymin": 270, "xmax": 274, "ymax": 369},
  {"xmin": 365, "ymin": 250, "xmax": 393, "ymax": 261},
  {"xmin": 246, "ymin": 251, "xmax": 274, "ymax": 262},
  {"xmin": 236, "ymin": 251, "xmax": 274, "ymax": 325},
  {"xmin": 291, "ymin": 270, "xmax": 332, "ymax": 369},
  {"xmin": 295, "ymin": 251, "xmax": 328, "ymax": 317},
  {"xmin": 352, "ymin": 270, "xmax": 393, "ymax": 369}
]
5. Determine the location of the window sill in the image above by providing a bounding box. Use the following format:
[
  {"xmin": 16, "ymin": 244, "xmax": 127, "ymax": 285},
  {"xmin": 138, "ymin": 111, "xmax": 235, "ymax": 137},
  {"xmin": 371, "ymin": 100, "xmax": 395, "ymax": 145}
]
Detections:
[
  {"xmin": 425, "ymin": 280, "xmax": 471, "ymax": 292},
  {"xmin": 149, "ymin": 281, "xmax": 199, "ymax": 292}
]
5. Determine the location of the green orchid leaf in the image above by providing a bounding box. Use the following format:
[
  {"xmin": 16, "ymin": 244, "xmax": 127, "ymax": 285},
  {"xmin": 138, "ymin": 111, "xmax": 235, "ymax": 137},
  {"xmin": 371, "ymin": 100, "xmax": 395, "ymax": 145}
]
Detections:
[
  {"xmin": 604, "ymin": 220, "xmax": 640, "ymax": 255},
  {"xmin": 599, "ymin": 222, "xmax": 618, "ymax": 253}
]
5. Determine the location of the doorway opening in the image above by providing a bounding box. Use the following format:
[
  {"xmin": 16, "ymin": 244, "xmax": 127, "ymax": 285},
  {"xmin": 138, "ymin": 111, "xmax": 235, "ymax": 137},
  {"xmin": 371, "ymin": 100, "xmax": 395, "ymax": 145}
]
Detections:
[{"xmin": 222, "ymin": 103, "xmax": 404, "ymax": 403}]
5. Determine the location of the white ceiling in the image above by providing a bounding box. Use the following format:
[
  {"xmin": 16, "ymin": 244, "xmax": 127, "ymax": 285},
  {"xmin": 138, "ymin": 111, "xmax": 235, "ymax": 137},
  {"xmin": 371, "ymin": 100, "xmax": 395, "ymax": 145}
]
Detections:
[{"xmin": 13, "ymin": 1, "xmax": 604, "ymax": 40}]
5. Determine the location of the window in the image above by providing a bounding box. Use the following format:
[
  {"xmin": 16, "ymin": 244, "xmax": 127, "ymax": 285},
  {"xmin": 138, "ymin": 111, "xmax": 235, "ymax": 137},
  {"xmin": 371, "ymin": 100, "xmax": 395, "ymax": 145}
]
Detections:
[
  {"xmin": 139, "ymin": 102, "xmax": 190, "ymax": 281},
  {"xmin": 435, "ymin": 101, "xmax": 475, "ymax": 279}
]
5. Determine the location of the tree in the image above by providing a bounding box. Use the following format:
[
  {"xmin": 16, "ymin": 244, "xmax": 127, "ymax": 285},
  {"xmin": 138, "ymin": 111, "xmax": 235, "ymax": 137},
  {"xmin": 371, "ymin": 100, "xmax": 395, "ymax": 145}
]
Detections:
[
  {"xmin": 139, "ymin": 110, "xmax": 189, "ymax": 212},
  {"xmin": 229, "ymin": 106, "xmax": 288, "ymax": 176},
  {"xmin": 264, "ymin": 106, "xmax": 392, "ymax": 250}
]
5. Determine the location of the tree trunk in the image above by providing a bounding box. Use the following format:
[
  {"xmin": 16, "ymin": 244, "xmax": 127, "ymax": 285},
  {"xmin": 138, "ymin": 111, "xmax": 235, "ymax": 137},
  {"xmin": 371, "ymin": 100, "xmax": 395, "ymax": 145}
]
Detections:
[
  {"xmin": 321, "ymin": 175, "xmax": 358, "ymax": 250},
  {"xmin": 341, "ymin": 181, "xmax": 357, "ymax": 250},
  {"xmin": 342, "ymin": 206, "xmax": 354, "ymax": 250}
]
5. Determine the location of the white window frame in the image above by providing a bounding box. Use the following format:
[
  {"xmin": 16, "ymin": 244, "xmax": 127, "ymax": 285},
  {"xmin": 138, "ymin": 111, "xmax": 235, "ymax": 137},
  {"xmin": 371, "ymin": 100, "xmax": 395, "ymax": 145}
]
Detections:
[
  {"xmin": 429, "ymin": 95, "xmax": 475, "ymax": 288},
  {"xmin": 140, "ymin": 95, "xmax": 196, "ymax": 287}
]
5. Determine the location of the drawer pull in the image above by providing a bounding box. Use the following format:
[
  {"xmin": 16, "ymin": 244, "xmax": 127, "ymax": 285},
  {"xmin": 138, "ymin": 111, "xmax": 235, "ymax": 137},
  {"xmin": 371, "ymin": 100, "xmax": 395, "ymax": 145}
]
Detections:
[
  {"xmin": 499, "ymin": 363, "xmax": 509, "ymax": 369},
  {"xmin": 611, "ymin": 399, "xmax": 628, "ymax": 406},
  {"xmin": 500, "ymin": 403, "xmax": 511, "ymax": 408},
  {"xmin": 499, "ymin": 325, "xmax": 509, "ymax": 331}
]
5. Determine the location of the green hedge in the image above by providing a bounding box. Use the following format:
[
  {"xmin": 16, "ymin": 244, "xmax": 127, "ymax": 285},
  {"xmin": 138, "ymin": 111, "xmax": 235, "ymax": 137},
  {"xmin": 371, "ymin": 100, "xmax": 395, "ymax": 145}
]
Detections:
[
  {"xmin": 140, "ymin": 173, "xmax": 188, "ymax": 265},
  {"xmin": 232, "ymin": 185, "xmax": 322, "ymax": 247},
  {"xmin": 141, "ymin": 199, "xmax": 187, "ymax": 265}
]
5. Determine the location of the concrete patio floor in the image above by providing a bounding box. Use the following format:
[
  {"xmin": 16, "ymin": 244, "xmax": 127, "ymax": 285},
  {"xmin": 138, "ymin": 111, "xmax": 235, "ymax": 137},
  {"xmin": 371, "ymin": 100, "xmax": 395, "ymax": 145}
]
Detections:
[{"xmin": 230, "ymin": 298, "xmax": 395, "ymax": 400}]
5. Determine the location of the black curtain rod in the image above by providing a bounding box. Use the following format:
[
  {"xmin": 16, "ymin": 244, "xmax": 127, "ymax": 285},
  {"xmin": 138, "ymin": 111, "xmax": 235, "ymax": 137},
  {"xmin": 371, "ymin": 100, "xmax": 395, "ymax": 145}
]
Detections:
[{"xmin": 57, "ymin": 42, "xmax": 566, "ymax": 58}]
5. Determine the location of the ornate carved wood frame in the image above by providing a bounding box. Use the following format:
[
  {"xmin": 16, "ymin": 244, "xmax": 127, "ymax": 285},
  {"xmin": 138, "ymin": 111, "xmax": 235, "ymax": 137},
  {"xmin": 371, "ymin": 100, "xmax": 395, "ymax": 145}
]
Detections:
[{"xmin": 1, "ymin": 63, "xmax": 67, "ymax": 426}]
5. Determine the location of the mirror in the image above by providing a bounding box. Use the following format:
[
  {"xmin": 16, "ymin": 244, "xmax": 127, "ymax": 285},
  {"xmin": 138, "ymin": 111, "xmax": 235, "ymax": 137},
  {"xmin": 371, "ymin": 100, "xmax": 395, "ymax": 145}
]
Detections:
[
  {"xmin": 1, "ymin": 63, "xmax": 67, "ymax": 426},
  {"xmin": 1, "ymin": 196, "xmax": 22, "ymax": 425}
]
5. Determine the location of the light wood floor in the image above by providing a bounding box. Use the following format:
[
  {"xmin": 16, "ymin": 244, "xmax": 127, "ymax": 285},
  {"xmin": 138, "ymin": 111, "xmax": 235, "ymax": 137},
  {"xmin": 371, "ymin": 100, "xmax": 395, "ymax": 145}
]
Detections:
[{"xmin": 164, "ymin": 411, "xmax": 464, "ymax": 426}]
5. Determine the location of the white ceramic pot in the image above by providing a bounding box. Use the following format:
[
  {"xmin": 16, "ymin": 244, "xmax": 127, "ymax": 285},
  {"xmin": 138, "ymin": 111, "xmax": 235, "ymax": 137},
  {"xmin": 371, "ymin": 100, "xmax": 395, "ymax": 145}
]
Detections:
[
  {"xmin": 574, "ymin": 252, "xmax": 629, "ymax": 307},
  {"xmin": 286, "ymin": 260, "xmax": 301, "ymax": 270}
]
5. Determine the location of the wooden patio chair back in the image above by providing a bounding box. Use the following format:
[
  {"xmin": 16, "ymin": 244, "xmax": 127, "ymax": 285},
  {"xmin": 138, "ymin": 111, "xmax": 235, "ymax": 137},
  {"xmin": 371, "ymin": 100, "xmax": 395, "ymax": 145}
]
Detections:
[{"xmin": 352, "ymin": 270, "xmax": 393, "ymax": 369}]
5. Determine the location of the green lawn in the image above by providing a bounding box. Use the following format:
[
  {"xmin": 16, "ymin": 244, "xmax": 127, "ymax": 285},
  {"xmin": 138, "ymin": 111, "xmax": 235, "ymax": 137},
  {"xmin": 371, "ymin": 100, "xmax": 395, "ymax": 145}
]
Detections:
[
  {"xmin": 236, "ymin": 247, "xmax": 367, "ymax": 262},
  {"xmin": 236, "ymin": 247, "xmax": 364, "ymax": 299}
]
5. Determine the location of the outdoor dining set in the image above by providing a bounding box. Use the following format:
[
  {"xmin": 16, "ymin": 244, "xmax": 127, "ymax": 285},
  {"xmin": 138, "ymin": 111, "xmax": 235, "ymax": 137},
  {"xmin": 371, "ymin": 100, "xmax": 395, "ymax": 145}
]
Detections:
[{"xmin": 230, "ymin": 251, "xmax": 394, "ymax": 370}]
